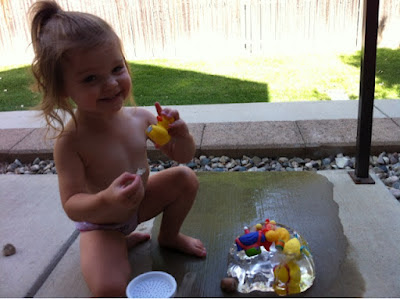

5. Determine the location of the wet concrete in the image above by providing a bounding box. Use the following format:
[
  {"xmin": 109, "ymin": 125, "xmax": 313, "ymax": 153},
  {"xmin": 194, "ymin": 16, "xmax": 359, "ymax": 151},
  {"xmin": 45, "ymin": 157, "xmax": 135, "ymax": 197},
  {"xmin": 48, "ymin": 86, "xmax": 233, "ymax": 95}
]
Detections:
[{"xmin": 148, "ymin": 172, "xmax": 364, "ymax": 297}]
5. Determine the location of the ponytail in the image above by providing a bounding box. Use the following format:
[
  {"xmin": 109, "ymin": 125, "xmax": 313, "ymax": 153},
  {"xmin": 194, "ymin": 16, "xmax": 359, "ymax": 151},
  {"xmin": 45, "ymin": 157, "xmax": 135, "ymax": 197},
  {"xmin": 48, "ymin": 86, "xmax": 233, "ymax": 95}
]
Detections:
[{"xmin": 30, "ymin": 1, "xmax": 62, "ymax": 54}]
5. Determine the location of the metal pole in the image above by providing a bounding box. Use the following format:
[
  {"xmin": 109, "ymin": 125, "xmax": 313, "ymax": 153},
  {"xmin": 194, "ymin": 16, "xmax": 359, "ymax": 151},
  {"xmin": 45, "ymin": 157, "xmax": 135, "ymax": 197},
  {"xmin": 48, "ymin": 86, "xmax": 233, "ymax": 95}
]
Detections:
[{"xmin": 350, "ymin": 0, "xmax": 380, "ymax": 184}]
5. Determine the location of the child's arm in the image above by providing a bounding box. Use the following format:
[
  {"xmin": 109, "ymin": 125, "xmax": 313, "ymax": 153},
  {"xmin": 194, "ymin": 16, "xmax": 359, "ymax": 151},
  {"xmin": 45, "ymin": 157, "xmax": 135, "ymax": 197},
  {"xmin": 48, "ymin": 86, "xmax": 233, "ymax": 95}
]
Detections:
[
  {"xmin": 154, "ymin": 102, "xmax": 196, "ymax": 163},
  {"xmin": 54, "ymin": 134, "xmax": 144, "ymax": 223}
]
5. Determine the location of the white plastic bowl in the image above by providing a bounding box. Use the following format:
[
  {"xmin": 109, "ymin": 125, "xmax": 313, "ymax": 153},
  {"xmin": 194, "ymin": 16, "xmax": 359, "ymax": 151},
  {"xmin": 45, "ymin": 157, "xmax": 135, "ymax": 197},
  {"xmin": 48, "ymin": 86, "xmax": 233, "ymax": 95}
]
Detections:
[{"xmin": 126, "ymin": 271, "xmax": 177, "ymax": 298}]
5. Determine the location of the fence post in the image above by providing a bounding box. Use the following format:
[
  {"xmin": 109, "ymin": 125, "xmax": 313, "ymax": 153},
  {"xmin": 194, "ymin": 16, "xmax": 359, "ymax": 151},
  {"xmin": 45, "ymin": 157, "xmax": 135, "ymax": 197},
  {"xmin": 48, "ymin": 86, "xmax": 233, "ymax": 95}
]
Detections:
[{"xmin": 349, "ymin": 0, "xmax": 380, "ymax": 184}]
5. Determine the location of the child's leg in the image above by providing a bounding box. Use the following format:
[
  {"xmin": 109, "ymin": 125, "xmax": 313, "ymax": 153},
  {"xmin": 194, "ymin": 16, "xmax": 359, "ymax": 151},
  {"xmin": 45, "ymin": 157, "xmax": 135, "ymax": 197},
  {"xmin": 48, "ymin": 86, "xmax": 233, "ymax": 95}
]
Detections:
[
  {"xmin": 138, "ymin": 166, "xmax": 206, "ymax": 257},
  {"xmin": 79, "ymin": 230, "xmax": 131, "ymax": 297}
]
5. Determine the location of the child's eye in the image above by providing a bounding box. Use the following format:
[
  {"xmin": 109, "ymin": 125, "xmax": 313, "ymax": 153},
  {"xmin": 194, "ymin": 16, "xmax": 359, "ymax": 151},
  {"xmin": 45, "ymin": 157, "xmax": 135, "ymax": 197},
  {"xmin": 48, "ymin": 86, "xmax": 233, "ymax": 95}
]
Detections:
[
  {"xmin": 83, "ymin": 75, "xmax": 96, "ymax": 83},
  {"xmin": 113, "ymin": 65, "xmax": 124, "ymax": 73}
]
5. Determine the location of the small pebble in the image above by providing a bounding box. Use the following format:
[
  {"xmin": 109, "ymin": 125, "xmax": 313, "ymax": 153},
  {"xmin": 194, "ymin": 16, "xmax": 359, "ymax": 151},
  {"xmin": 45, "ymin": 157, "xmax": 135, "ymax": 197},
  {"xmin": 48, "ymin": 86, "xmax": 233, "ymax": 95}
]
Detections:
[
  {"xmin": 3, "ymin": 243, "xmax": 16, "ymax": 256},
  {"xmin": 389, "ymin": 188, "xmax": 400, "ymax": 199},
  {"xmin": 220, "ymin": 277, "xmax": 238, "ymax": 292}
]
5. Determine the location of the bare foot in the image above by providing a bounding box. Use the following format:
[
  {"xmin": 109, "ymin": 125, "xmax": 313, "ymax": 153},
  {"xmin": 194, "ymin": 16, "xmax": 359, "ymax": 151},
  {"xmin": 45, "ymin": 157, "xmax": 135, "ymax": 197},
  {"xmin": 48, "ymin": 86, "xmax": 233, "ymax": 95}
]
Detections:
[
  {"xmin": 126, "ymin": 232, "xmax": 151, "ymax": 249},
  {"xmin": 158, "ymin": 233, "xmax": 207, "ymax": 258}
]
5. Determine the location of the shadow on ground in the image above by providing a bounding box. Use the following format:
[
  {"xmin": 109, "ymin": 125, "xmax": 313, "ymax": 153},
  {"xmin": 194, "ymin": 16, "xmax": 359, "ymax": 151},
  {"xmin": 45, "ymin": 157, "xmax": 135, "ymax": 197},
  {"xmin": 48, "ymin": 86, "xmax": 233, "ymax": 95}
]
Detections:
[{"xmin": 129, "ymin": 62, "xmax": 269, "ymax": 106}]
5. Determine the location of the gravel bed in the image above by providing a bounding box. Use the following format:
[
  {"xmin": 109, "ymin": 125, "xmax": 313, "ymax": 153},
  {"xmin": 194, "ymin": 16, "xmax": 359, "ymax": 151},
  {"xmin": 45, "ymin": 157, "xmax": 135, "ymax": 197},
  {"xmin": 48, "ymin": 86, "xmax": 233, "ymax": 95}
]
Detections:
[{"xmin": 1, "ymin": 152, "xmax": 399, "ymax": 200}]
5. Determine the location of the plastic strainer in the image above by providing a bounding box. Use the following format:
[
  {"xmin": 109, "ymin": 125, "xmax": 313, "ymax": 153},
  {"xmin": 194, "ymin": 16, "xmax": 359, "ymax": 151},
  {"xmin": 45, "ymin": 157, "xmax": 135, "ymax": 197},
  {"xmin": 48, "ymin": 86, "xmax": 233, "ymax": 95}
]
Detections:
[{"xmin": 126, "ymin": 271, "xmax": 177, "ymax": 298}]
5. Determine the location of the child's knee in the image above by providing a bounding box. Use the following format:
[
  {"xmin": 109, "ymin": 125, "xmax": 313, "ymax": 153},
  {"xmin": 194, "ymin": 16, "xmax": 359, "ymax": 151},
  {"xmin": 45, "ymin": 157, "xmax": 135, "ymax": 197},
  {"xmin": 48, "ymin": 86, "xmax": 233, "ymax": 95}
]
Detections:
[
  {"xmin": 177, "ymin": 166, "xmax": 199, "ymax": 191},
  {"xmin": 83, "ymin": 256, "xmax": 130, "ymax": 297}
]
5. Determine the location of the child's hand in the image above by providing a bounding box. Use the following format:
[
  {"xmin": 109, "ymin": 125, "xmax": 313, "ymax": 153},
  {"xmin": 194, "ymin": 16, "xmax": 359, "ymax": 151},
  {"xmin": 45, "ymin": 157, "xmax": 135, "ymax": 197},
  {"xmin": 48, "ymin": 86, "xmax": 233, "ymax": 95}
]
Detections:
[
  {"xmin": 104, "ymin": 172, "xmax": 144, "ymax": 211},
  {"xmin": 154, "ymin": 102, "xmax": 195, "ymax": 162},
  {"xmin": 155, "ymin": 102, "xmax": 190, "ymax": 139}
]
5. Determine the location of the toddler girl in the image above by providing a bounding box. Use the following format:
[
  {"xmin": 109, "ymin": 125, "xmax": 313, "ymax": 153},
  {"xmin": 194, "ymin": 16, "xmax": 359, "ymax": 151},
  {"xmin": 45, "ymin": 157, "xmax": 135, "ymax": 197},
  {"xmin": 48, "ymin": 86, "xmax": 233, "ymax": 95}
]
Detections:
[{"xmin": 29, "ymin": 1, "xmax": 206, "ymax": 296}]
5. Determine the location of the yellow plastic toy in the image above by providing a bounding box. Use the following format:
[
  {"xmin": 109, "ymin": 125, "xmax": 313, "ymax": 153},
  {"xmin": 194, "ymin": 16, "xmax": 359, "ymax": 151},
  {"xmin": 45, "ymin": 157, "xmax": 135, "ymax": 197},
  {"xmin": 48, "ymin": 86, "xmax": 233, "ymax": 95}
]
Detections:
[
  {"xmin": 146, "ymin": 115, "xmax": 175, "ymax": 146},
  {"xmin": 265, "ymin": 227, "xmax": 290, "ymax": 244},
  {"xmin": 283, "ymin": 238, "xmax": 301, "ymax": 257},
  {"xmin": 273, "ymin": 261, "xmax": 301, "ymax": 295}
]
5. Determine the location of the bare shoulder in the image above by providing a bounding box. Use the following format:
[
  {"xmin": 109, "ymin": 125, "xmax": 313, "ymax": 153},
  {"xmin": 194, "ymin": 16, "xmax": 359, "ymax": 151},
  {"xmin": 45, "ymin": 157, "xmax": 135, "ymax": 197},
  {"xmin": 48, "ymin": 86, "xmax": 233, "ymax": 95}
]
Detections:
[{"xmin": 125, "ymin": 106, "xmax": 156, "ymax": 125}]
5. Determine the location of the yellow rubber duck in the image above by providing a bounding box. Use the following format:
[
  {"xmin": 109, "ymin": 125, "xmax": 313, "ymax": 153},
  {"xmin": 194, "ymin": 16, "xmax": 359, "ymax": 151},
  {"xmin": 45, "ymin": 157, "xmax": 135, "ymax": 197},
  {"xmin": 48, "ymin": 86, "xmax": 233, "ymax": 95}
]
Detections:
[
  {"xmin": 146, "ymin": 115, "xmax": 174, "ymax": 146},
  {"xmin": 273, "ymin": 261, "xmax": 301, "ymax": 295}
]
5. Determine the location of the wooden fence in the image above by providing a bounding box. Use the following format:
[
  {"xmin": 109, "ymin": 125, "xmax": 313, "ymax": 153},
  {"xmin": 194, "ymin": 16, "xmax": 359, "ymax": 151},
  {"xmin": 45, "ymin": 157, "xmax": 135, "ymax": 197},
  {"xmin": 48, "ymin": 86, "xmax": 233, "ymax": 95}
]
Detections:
[{"xmin": 1, "ymin": 0, "xmax": 399, "ymax": 66}]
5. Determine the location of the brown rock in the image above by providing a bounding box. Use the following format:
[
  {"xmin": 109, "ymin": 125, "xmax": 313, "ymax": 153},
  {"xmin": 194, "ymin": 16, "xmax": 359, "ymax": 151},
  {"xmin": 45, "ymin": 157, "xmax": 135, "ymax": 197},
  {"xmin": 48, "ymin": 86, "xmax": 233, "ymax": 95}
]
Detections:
[
  {"xmin": 220, "ymin": 277, "xmax": 238, "ymax": 293},
  {"xmin": 3, "ymin": 243, "xmax": 16, "ymax": 256}
]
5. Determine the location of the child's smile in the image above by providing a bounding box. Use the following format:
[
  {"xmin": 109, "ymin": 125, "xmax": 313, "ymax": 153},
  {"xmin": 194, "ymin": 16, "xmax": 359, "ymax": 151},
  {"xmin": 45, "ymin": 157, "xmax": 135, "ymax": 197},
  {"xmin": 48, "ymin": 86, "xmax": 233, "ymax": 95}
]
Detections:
[
  {"xmin": 99, "ymin": 91, "xmax": 122, "ymax": 102},
  {"xmin": 98, "ymin": 90, "xmax": 124, "ymax": 105}
]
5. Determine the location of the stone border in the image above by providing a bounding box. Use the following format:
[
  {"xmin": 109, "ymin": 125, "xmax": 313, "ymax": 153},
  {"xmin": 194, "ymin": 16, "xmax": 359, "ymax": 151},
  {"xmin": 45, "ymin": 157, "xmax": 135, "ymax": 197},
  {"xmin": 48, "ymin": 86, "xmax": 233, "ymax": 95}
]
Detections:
[{"xmin": 1, "ymin": 119, "xmax": 400, "ymax": 163}]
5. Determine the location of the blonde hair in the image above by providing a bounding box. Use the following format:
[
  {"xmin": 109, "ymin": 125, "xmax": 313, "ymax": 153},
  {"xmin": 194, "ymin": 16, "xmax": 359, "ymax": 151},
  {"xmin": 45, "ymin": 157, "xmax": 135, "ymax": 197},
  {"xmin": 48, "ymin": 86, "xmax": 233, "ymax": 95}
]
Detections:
[{"xmin": 29, "ymin": 0, "xmax": 133, "ymax": 137}]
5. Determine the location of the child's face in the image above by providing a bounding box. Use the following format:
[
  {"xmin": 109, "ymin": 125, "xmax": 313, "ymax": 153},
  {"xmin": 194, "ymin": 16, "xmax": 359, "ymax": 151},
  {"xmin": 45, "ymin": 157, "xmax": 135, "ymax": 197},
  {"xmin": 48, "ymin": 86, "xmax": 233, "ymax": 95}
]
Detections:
[{"xmin": 62, "ymin": 43, "xmax": 132, "ymax": 115}]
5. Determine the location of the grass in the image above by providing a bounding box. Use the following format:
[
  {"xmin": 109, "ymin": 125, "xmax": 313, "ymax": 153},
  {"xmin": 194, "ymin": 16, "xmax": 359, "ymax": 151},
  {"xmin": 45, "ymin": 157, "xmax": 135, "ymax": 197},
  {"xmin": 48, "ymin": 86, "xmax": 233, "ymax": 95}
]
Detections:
[
  {"xmin": 340, "ymin": 48, "xmax": 400, "ymax": 99},
  {"xmin": 0, "ymin": 48, "xmax": 399, "ymax": 111},
  {"xmin": 0, "ymin": 66, "xmax": 39, "ymax": 111}
]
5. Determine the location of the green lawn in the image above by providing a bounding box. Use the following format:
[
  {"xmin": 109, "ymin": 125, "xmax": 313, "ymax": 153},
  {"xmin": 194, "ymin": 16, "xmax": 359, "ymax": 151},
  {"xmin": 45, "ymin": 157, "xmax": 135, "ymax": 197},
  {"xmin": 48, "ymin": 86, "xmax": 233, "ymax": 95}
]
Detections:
[{"xmin": 0, "ymin": 48, "xmax": 399, "ymax": 111}]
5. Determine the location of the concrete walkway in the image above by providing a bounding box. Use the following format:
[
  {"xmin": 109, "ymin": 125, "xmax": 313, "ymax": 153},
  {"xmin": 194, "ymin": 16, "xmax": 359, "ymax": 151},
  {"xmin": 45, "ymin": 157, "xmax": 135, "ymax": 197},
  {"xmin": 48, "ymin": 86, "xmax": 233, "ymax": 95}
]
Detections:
[{"xmin": 1, "ymin": 100, "xmax": 400, "ymax": 297}]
